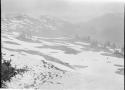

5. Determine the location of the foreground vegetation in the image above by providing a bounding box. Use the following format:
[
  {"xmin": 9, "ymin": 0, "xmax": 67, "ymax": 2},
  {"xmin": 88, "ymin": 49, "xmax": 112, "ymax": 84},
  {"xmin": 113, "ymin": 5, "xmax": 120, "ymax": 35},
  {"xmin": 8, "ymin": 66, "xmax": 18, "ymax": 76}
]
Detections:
[{"xmin": 1, "ymin": 56, "xmax": 28, "ymax": 88}]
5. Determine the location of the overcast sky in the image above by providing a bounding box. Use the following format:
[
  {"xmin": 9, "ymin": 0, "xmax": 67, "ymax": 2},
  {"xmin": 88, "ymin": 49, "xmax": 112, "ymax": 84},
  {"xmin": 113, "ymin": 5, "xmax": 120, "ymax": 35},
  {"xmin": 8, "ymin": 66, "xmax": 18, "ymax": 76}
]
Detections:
[{"xmin": 1, "ymin": 0, "xmax": 124, "ymax": 22}]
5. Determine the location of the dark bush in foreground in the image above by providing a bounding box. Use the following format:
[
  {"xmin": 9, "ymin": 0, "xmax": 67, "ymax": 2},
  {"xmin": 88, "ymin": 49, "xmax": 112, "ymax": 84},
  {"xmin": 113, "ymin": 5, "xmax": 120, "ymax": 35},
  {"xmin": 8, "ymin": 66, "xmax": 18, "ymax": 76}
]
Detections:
[
  {"xmin": 1, "ymin": 60, "xmax": 16, "ymax": 82},
  {"xmin": 1, "ymin": 59, "xmax": 28, "ymax": 88}
]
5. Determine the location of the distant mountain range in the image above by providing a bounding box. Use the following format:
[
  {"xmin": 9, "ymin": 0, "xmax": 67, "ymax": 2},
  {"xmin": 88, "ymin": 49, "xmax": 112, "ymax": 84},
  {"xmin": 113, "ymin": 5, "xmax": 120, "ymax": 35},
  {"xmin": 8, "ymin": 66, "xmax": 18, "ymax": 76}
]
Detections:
[
  {"xmin": 1, "ymin": 13, "xmax": 124, "ymax": 46},
  {"xmin": 1, "ymin": 14, "xmax": 76, "ymax": 37},
  {"xmin": 76, "ymin": 13, "xmax": 124, "ymax": 46}
]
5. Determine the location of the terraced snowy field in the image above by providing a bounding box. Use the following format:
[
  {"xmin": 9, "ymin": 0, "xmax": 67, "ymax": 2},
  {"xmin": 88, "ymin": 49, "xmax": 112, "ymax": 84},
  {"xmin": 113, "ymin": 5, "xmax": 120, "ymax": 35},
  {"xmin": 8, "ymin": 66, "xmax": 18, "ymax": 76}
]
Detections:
[{"xmin": 2, "ymin": 33, "xmax": 124, "ymax": 90}]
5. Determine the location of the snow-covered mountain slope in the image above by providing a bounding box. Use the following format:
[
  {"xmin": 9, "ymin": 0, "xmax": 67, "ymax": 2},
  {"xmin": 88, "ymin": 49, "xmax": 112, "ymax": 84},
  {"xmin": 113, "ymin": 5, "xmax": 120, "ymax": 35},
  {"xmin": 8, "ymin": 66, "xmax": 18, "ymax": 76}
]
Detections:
[
  {"xmin": 2, "ymin": 13, "xmax": 124, "ymax": 46},
  {"xmin": 1, "ymin": 31, "xmax": 124, "ymax": 90},
  {"xmin": 1, "ymin": 14, "xmax": 76, "ymax": 38}
]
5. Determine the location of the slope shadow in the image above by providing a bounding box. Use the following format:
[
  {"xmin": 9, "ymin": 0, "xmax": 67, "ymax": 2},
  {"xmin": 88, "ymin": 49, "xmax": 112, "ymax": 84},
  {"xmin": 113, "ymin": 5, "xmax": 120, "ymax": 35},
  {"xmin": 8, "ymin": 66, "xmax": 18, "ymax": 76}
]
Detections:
[
  {"xmin": 3, "ymin": 47, "xmax": 75, "ymax": 70},
  {"xmin": 3, "ymin": 41, "xmax": 20, "ymax": 45},
  {"xmin": 101, "ymin": 52, "xmax": 124, "ymax": 58},
  {"xmin": 37, "ymin": 45, "xmax": 81, "ymax": 55}
]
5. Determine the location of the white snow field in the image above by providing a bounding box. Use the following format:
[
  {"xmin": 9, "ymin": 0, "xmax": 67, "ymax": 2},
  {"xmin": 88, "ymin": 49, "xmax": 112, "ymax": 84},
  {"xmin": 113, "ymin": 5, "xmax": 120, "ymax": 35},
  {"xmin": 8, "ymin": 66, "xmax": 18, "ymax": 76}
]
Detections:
[{"xmin": 2, "ymin": 32, "xmax": 124, "ymax": 90}]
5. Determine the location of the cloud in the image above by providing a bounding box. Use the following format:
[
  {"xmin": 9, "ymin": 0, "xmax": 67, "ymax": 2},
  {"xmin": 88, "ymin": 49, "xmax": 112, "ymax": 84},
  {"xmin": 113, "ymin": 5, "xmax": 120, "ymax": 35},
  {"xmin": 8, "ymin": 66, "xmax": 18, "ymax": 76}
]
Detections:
[
  {"xmin": 1, "ymin": 0, "xmax": 70, "ymax": 14},
  {"xmin": 1, "ymin": 0, "xmax": 124, "ymax": 22},
  {"xmin": 67, "ymin": 0, "xmax": 123, "ymax": 2}
]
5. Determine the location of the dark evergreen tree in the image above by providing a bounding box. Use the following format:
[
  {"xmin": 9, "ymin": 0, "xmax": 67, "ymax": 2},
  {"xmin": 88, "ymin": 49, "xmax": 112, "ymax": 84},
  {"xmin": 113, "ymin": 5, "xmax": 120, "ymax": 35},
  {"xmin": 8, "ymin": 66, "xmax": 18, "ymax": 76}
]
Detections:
[
  {"xmin": 121, "ymin": 46, "xmax": 124, "ymax": 54},
  {"xmin": 111, "ymin": 43, "xmax": 116, "ymax": 49},
  {"xmin": 91, "ymin": 40, "xmax": 98, "ymax": 48},
  {"xmin": 106, "ymin": 41, "xmax": 111, "ymax": 47},
  {"xmin": 87, "ymin": 36, "xmax": 91, "ymax": 42}
]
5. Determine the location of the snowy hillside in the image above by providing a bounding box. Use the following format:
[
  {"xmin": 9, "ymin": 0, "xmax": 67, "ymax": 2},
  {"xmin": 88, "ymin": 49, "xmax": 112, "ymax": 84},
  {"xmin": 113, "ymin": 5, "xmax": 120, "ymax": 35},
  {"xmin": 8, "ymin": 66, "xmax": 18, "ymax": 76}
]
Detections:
[
  {"xmin": 1, "ymin": 14, "xmax": 76, "ymax": 38},
  {"xmin": 1, "ymin": 0, "xmax": 124, "ymax": 88},
  {"xmin": 1, "ymin": 27, "xmax": 124, "ymax": 90}
]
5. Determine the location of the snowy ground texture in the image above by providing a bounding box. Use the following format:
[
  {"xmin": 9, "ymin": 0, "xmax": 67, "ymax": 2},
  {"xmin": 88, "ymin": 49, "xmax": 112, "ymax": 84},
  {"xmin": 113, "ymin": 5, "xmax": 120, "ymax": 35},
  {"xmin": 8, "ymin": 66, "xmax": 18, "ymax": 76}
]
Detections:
[{"xmin": 1, "ymin": 32, "xmax": 124, "ymax": 90}]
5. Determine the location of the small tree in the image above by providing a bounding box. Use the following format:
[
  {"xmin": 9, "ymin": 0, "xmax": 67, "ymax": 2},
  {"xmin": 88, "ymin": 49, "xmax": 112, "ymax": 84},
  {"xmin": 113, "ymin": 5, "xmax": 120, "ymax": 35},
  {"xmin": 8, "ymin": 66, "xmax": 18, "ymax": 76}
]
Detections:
[
  {"xmin": 103, "ymin": 41, "xmax": 111, "ymax": 49},
  {"xmin": 87, "ymin": 36, "xmax": 91, "ymax": 42},
  {"xmin": 111, "ymin": 43, "xmax": 116, "ymax": 49},
  {"xmin": 91, "ymin": 40, "xmax": 98, "ymax": 48},
  {"xmin": 81, "ymin": 36, "xmax": 91, "ymax": 42},
  {"xmin": 121, "ymin": 47, "xmax": 124, "ymax": 54},
  {"xmin": 114, "ymin": 49, "xmax": 120, "ymax": 54},
  {"xmin": 106, "ymin": 41, "xmax": 111, "ymax": 47}
]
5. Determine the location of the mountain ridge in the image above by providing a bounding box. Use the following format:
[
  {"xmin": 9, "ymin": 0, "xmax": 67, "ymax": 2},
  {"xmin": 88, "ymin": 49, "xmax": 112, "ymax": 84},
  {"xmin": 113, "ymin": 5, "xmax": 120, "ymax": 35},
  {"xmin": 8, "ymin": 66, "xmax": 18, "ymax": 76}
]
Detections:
[{"xmin": 2, "ymin": 13, "xmax": 124, "ymax": 46}]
